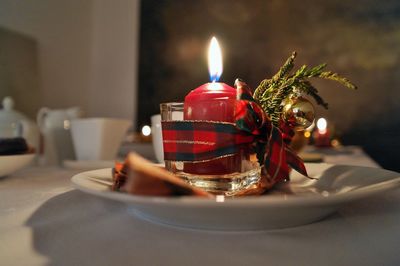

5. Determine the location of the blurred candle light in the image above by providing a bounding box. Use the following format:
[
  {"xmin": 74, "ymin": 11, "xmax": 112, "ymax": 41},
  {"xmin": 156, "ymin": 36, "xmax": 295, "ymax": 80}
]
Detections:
[
  {"xmin": 314, "ymin": 118, "xmax": 331, "ymax": 147},
  {"xmin": 331, "ymin": 138, "xmax": 340, "ymax": 148},
  {"xmin": 141, "ymin": 125, "xmax": 151, "ymax": 137},
  {"xmin": 317, "ymin": 118, "xmax": 327, "ymax": 134}
]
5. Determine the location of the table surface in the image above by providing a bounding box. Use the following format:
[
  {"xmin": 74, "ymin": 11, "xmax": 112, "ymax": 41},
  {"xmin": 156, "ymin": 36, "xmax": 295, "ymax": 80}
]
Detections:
[{"xmin": 1, "ymin": 146, "xmax": 400, "ymax": 266}]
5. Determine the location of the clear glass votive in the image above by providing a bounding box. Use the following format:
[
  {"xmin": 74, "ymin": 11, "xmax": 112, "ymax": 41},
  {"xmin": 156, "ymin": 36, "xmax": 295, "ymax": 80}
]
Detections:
[{"xmin": 160, "ymin": 102, "xmax": 261, "ymax": 196}]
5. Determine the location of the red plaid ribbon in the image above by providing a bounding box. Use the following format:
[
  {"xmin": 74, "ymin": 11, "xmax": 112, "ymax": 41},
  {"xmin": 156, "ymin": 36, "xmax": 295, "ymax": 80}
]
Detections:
[
  {"xmin": 162, "ymin": 120, "xmax": 254, "ymax": 162},
  {"xmin": 162, "ymin": 79, "xmax": 308, "ymax": 182}
]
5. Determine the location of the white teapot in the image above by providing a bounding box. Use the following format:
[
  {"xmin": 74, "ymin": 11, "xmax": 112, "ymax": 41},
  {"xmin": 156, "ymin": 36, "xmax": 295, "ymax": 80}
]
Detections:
[
  {"xmin": 37, "ymin": 106, "xmax": 82, "ymax": 165},
  {"xmin": 0, "ymin": 97, "xmax": 39, "ymax": 149}
]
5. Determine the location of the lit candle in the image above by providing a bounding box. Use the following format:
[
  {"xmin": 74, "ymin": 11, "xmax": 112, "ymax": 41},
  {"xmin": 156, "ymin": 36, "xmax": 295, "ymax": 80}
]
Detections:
[
  {"xmin": 314, "ymin": 118, "xmax": 331, "ymax": 147},
  {"xmin": 185, "ymin": 37, "xmax": 236, "ymax": 122},
  {"xmin": 184, "ymin": 37, "xmax": 241, "ymax": 175}
]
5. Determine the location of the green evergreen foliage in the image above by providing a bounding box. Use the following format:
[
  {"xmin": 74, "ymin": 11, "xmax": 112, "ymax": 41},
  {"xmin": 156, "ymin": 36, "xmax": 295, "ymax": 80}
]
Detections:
[{"xmin": 253, "ymin": 52, "xmax": 357, "ymax": 126}]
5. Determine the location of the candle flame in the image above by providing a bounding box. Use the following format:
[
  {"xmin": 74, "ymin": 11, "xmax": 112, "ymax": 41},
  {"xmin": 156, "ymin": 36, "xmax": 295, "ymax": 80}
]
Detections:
[
  {"xmin": 317, "ymin": 118, "xmax": 327, "ymax": 134},
  {"xmin": 208, "ymin": 37, "xmax": 223, "ymax": 82}
]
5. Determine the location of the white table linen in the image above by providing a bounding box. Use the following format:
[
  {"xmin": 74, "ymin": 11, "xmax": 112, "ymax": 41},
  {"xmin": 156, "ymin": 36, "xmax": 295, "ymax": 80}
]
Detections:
[{"xmin": 1, "ymin": 147, "xmax": 399, "ymax": 266}]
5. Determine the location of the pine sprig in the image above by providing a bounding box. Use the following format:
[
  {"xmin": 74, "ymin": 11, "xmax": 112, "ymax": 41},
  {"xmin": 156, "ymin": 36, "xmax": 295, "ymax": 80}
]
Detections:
[
  {"xmin": 296, "ymin": 81, "xmax": 329, "ymax": 108},
  {"xmin": 318, "ymin": 71, "xmax": 357, "ymax": 90},
  {"xmin": 253, "ymin": 52, "xmax": 357, "ymax": 126},
  {"xmin": 253, "ymin": 51, "xmax": 296, "ymax": 100},
  {"xmin": 272, "ymin": 51, "xmax": 297, "ymax": 81}
]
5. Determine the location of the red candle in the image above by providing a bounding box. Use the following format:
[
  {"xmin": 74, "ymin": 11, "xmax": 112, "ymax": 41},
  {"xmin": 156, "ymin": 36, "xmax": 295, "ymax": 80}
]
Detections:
[
  {"xmin": 183, "ymin": 37, "xmax": 242, "ymax": 175},
  {"xmin": 314, "ymin": 118, "xmax": 331, "ymax": 147},
  {"xmin": 184, "ymin": 82, "xmax": 236, "ymax": 121}
]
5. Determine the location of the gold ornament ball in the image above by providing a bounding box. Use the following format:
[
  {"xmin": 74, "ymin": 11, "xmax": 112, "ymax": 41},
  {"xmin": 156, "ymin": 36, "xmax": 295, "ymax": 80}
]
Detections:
[{"xmin": 282, "ymin": 97, "xmax": 315, "ymax": 130}]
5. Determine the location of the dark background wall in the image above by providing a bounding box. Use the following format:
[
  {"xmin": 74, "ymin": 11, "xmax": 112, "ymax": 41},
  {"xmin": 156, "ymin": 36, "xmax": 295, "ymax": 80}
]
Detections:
[{"xmin": 138, "ymin": 0, "xmax": 400, "ymax": 171}]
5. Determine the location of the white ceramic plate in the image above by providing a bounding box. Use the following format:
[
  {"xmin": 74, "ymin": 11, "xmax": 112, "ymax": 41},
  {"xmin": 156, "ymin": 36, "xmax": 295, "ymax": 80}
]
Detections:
[
  {"xmin": 0, "ymin": 153, "xmax": 35, "ymax": 177},
  {"xmin": 71, "ymin": 163, "xmax": 400, "ymax": 231}
]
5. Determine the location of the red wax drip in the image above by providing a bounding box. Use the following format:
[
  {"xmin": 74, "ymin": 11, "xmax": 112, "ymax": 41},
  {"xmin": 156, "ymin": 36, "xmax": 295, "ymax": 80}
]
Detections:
[{"xmin": 184, "ymin": 82, "xmax": 241, "ymax": 175}]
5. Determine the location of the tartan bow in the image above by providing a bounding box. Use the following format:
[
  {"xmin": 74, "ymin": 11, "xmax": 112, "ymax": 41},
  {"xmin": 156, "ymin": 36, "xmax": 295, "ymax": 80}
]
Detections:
[
  {"xmin": 234, "ymin": 79, "xmax": 307, "ymax": 181},
  {"xmin": 162, "ymin": 79, "xmax": 308, "ymax": 182}
]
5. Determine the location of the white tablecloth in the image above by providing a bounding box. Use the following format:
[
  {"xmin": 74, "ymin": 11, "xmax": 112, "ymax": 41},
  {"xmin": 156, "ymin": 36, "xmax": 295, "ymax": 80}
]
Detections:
[{"xmin": 1, "ymin": 147, "xmax": 399, "ymax": 266}]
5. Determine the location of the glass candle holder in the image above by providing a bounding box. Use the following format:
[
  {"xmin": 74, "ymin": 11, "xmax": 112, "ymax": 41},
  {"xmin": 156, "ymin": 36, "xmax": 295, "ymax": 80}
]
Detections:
[{"xmin": 160, "ymin": 102, "xmax": 261, "ymax": 196}]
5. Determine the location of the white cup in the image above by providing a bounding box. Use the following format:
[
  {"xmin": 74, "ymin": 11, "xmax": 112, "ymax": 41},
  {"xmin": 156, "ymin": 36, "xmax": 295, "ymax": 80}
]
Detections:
[
  {"xmin": 70, "ymin": 118, "xmax": 131, "ymax": 161},
  {"xmin": 151, "ymin": 114, "xmax": 163, "ymax": 163}
]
